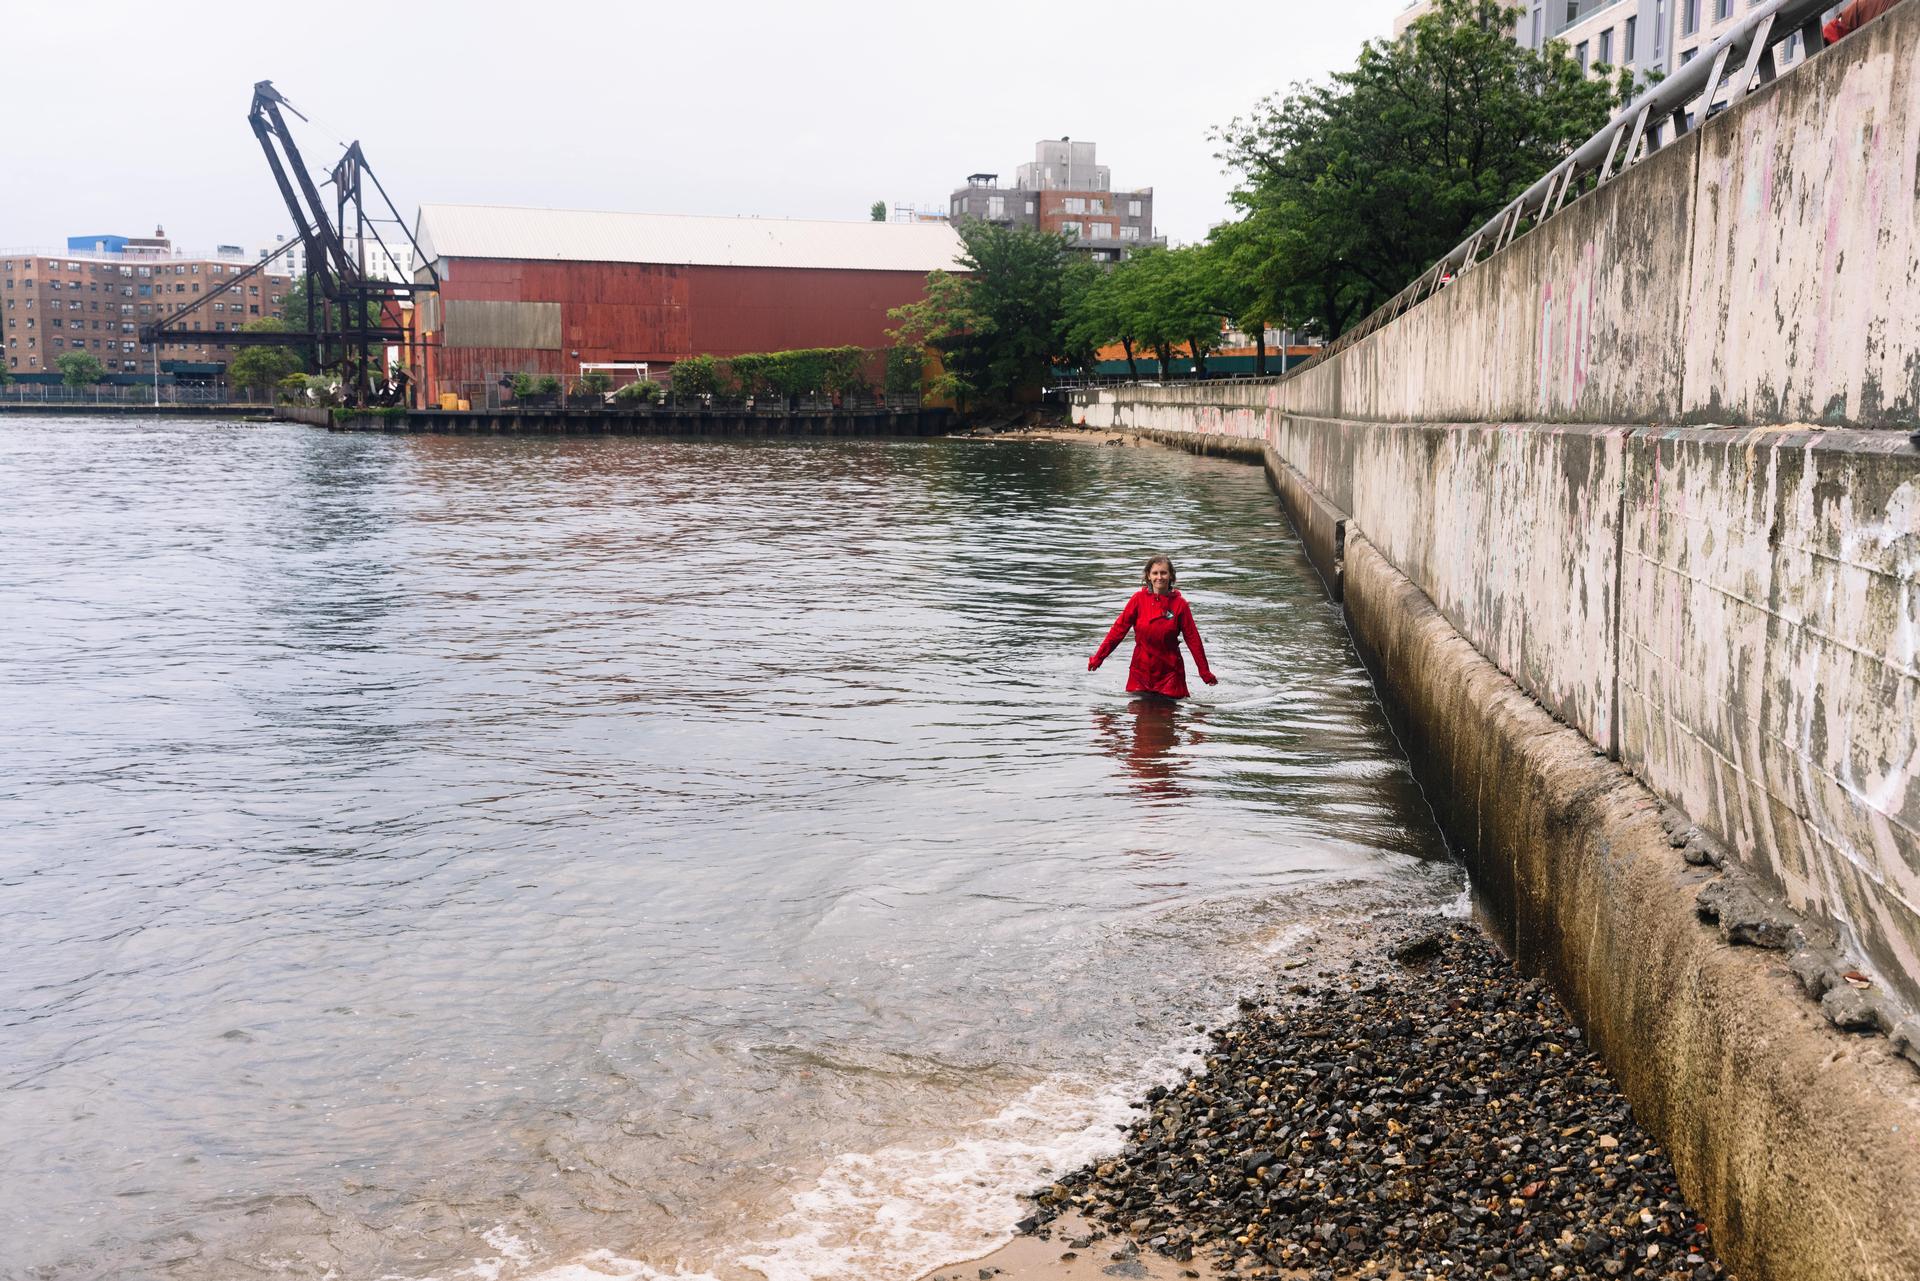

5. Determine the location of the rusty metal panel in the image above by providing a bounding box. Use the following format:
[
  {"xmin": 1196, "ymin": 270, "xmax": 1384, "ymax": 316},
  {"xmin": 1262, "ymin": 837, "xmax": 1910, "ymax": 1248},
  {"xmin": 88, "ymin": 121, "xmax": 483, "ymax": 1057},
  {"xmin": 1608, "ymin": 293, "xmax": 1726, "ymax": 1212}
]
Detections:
[
  {"xmin": 443, "ymin": 299, "xmax": 561, "ymax": 350},
  {"xmin": 431, "ymin": 257, "xmax": 939, "ymax": 369}
]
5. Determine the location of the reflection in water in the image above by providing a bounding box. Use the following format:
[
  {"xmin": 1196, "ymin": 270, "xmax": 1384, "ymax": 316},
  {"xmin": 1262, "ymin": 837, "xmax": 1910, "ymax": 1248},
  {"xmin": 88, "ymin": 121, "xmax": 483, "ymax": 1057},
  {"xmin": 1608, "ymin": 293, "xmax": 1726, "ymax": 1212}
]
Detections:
[
  {"xmin": 1092, "ymin": 700, "xmax": 1208, "ymax": 801},
  {"xmin": 0, "ymin": 421, "xmax": 1458, "ymax": 1281}
]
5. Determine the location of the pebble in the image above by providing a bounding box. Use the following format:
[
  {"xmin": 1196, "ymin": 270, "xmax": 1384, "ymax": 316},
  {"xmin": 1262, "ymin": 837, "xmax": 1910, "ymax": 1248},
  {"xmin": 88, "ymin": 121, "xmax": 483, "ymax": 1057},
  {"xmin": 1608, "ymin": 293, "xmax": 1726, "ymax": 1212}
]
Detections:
[{"xmin": 1018, "ymin": 923, "xmax": 1730, "ymax": 1280}]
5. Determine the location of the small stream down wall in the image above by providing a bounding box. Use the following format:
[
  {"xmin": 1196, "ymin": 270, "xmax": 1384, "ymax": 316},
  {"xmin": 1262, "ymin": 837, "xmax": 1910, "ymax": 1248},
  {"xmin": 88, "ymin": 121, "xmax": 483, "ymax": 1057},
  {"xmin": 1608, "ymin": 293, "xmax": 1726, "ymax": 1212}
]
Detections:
[{"xmin": 1075, "ymin": 8, "xmax": 1920, "ymax": 1279}]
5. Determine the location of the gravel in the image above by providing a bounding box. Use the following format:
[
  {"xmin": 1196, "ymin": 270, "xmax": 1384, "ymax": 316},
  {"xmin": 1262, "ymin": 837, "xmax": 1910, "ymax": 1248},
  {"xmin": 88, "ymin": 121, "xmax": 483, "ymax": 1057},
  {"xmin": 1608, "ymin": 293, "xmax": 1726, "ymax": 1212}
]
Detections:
[{"xmin": 1019, "ymin": 922, "xmax": 1730, "ymax": 1280}]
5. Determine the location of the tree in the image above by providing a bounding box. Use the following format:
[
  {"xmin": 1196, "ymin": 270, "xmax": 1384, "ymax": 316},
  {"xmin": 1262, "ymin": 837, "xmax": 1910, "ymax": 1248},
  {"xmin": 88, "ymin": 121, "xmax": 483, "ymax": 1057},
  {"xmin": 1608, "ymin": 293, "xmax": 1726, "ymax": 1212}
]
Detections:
[
  {"xmin": 1205, "ymin": 219, "xmax": 1281, "ymax": 375},
  {"xmin": 889, "ymin": 221, "xmax": 1081, "ymax": 408},
  {"xmin": 1214, "ymin": 0, "xmax": 1621, "ymax": 339},
  {"xmin": 870, "ymin": 200, "xmax": 888, "ymax": 222},
  {"xmin": 57, "ymin": 351, "xmax": 108, "ymax": 388},
  {"xmin": 227, "ymin": 318, "xmax": 304, "ymax": 397},
  {"xmin": 279, "ymin": 275, "xmax": 387, "ymax": 370},
  {"xmin": 0, "ymin": 363, "xmax": 11, "ymax": 388}
]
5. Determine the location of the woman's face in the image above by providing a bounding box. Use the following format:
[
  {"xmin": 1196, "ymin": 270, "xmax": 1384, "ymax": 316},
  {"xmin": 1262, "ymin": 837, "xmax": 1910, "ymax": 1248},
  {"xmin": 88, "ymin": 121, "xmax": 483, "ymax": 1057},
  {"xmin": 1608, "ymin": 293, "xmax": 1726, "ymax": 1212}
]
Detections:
[{"xmin": 1147, "ymin": 563, "xmax": 1173, "ymax": 594}]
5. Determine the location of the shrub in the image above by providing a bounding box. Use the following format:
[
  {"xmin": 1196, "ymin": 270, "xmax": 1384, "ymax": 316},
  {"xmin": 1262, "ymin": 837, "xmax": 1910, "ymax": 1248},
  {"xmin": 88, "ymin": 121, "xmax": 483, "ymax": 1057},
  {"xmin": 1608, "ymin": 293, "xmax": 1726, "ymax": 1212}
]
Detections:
[
  {"xmin": 668, "ymin": 354, "xmax": 729, "ymax": 401},
  {"xmin": 613, "ymin": 379, "xmax": 663, "ymax": 405}
]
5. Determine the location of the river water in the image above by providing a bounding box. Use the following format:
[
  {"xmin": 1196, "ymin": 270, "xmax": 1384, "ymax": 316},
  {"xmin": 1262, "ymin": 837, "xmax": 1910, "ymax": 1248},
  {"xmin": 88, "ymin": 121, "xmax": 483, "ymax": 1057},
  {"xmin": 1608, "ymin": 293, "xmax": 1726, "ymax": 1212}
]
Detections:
[{"xmin": 0, "ymin": 419, "xmax": 1459, "ymax": 1281}]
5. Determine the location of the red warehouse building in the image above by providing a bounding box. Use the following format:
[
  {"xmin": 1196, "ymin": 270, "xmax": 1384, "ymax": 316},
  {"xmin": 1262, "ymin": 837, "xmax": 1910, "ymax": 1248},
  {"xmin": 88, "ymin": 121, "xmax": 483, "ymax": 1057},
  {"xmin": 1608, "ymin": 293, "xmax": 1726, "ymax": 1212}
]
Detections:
[{"xmin": 409, "ymin": 204, "xmax": 966, "ymax": 404}]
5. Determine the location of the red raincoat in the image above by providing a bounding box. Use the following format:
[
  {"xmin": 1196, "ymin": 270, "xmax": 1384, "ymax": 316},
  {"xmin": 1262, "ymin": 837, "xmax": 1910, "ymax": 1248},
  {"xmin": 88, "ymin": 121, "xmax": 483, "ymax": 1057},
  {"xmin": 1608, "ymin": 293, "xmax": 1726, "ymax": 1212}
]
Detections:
[{"xmin": 1089, "ymin": 588, "xmax": 1215, "ymax": 698}]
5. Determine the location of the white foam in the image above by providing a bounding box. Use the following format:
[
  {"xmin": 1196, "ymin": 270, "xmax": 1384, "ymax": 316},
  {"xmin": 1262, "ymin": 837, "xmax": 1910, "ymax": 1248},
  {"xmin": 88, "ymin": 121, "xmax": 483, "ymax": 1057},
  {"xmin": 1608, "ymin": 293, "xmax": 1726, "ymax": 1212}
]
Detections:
[
  {"xmin": 491, "ymin": 1030, "xmax": 1206, "ymax": 1281},
  {"xmin": 734, "ymin": 1075, "xmax": 1143, "ymax": 1280}
]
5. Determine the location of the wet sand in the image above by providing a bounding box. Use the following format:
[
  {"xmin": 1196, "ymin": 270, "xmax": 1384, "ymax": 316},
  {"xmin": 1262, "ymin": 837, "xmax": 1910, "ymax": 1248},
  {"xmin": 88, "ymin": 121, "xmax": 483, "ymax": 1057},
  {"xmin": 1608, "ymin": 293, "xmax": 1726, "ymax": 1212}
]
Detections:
[{"xmin": 923, "ymin": 1211, "xmax": 1223, "ymax": 1281}]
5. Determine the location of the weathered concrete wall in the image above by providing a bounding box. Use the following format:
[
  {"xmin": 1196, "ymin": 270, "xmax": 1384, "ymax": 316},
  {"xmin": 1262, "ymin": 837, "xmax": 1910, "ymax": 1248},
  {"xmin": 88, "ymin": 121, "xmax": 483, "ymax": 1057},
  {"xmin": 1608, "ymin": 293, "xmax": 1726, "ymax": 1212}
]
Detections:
[
  {"xmin": 1340, "ymin": 531, "xmax": 1920, "ymax": 1281},
  {"xmin": 1618, "ymin": 428, "xmax": 1920, "ymax": 996},
  {"xmin": 1684, "ymin": 12, "xmax": 1920, "ymax": 425}
]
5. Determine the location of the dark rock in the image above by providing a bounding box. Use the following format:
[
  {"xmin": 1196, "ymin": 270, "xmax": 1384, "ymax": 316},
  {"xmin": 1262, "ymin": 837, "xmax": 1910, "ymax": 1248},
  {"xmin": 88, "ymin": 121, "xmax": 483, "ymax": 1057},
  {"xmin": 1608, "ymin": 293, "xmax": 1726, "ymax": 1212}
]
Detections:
[
  {"xmin": 1820, "ymin": 985, "xmax": 1883, "ymax": 1033},
  {"xmin": 1694, "ymin": 878, "xmax": 1799, "ymax": 950},
  {"xmin": 1388, "ymin": 932, "xmax": 1445, "ymax": 964},
  {"xmin": 1786, "ymin": 948, "xmax": 1838, "ymax": 999}
]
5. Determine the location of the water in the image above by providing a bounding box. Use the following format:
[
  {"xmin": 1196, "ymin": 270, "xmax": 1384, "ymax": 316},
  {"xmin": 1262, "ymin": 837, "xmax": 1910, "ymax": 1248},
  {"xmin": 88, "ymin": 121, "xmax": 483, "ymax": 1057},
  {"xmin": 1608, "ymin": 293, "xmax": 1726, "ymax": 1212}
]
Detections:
[{"xmin": 0, "ymin": 419, "xmax": 1459, "ymax": 1281}]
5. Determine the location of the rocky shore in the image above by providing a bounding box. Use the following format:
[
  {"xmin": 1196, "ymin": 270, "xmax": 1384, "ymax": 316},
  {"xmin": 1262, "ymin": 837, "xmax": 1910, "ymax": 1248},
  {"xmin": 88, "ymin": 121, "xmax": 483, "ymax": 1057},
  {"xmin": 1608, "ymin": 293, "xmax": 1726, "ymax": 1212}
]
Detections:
[{"xmin": 1010, "ymin": 922, "xmax": 1730, "ymax": 1280}]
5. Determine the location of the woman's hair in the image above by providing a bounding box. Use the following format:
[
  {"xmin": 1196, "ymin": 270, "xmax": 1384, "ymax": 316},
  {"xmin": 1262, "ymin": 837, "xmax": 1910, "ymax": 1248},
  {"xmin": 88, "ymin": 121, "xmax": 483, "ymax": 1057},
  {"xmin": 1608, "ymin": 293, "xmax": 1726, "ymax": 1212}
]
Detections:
[{"xmin": 1141, "ymin": 555, "xmax": 1177, "ymax": 587}]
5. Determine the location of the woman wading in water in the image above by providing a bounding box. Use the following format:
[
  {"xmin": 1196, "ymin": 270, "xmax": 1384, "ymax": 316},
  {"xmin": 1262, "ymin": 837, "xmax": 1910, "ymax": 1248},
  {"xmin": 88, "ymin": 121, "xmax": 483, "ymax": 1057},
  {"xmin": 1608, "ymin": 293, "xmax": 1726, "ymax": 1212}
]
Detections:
[{"xmin": 1088, "ymin": 555, "xmax": 1217, "ymax": 699}]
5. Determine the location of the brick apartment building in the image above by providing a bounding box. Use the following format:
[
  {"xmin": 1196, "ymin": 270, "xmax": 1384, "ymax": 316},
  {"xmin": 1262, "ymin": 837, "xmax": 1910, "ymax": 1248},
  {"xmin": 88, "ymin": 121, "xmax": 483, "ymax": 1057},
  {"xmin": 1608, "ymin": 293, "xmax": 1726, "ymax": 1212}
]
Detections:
[
  {"xmin": 949, "ymin": 139, "xmax": 1161, "ymax": 262},
  {"xmin": 2, "ymin": 230, "xmax": 292, "ymax": 381}
]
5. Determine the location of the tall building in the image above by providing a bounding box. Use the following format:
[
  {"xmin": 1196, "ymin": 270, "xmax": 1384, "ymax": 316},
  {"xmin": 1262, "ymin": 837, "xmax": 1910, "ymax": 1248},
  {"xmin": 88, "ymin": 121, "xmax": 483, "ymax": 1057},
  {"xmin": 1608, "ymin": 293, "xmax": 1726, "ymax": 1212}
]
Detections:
[
  {"xmin": 2, "ymin": 229, "xmax": 291, "ymax": 379},
  {"xmin": 948, "ymin": 139, "xmax": 1161, "ymax": 262}
]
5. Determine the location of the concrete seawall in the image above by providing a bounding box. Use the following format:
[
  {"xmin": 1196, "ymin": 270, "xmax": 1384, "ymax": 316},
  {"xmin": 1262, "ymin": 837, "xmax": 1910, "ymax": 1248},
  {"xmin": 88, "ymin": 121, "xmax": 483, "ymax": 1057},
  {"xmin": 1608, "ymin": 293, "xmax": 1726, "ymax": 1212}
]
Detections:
[{"xmin": 1073, "ymin": 6, "xmax": 1920, "ymax": 1276}]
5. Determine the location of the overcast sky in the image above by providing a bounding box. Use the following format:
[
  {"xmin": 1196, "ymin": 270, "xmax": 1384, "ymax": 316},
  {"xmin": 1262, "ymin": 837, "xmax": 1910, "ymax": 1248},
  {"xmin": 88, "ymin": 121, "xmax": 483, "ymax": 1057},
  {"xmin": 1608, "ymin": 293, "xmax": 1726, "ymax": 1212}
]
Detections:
[{"xmin": 5, "ymin": 0, "xmax": 1409, "ymax": 255}]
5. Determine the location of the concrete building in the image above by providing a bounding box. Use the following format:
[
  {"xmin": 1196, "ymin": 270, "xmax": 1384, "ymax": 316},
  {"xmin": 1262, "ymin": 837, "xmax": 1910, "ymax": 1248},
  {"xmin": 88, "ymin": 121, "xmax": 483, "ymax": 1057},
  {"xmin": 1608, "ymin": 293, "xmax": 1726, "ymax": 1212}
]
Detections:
[
  {"xmin": 2, "ymin": 232, "xmax": 292, "ymax": 380},
  {"xmin": 1392, "ymin": 0, "xmax": 1816, "ymax": 81},
  {"xmin": 408, "ymin": 203, "xmax": 967, "ymax": 406},
  {"xmin": 948, "ymin": 139, "xmax": 1161, "ymax": 262}
]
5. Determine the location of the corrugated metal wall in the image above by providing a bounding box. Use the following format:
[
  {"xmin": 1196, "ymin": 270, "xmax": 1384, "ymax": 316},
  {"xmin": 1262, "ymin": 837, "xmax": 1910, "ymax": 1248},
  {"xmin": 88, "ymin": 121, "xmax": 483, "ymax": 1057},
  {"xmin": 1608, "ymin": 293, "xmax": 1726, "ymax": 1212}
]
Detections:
[
  {"xmin": 443, "ymin": 299, "xmax": 562, "ymax": 349},
  {"xmin": 425, "ymin": 258, "xmax": 934, "ymax": 394}
]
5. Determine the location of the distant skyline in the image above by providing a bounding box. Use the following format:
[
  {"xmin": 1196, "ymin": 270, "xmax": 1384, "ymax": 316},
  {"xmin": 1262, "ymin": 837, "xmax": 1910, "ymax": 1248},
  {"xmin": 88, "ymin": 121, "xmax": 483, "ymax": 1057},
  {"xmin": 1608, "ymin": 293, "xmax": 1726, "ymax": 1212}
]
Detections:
[{"xmin": 3, "ymin": 0, "xmax": 1411, "ymax": 255}]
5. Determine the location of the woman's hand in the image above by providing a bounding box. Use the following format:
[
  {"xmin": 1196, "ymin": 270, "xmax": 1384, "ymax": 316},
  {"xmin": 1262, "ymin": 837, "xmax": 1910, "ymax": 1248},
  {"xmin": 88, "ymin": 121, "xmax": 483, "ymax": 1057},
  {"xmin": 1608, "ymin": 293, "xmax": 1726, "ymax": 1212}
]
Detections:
[{"xmin": 1201, "ymin": 671, "xmax": 1219, "ymax": 686}]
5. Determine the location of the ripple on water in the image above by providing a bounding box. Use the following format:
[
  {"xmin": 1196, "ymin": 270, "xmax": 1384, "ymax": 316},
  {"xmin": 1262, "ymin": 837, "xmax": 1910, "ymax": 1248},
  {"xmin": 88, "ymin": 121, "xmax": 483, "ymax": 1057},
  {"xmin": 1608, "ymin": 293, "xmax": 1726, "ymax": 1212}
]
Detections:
[{"xmin": 0, "ymin": 421, "xmax": 1457, "ymax": 1281}]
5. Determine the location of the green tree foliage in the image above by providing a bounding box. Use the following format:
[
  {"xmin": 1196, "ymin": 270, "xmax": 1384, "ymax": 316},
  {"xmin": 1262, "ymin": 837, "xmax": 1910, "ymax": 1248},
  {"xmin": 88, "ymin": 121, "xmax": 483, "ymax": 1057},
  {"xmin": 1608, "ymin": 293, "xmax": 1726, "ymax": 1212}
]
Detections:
[
  {"xmin": 870, "ymin": 200, "xmax": 888, "ymax": 222},
  {"xmin": 889, "ymin": 221, "xmax": 1081, "ymax": 407},
  {"xmin": 57, "ymin": 351, "xmax": 108, "ymax": 387},
  {"xmin": 227, "ymin": 318, "xmax": 304, "ymax": 396},
  {"xmin": 668, "ymin": 354, "xmax": 729, "ymax": 401},
  {"xmin": 0, "ymin": 362, "xmax": 12, "ymax": 388},
  {"xmin": 1214, "ymin": 0, "xmax": 1621, "ymax": 338},
  {"xmin": 883, "ymin": 345, "xmax": 925, "ymax": 396}
]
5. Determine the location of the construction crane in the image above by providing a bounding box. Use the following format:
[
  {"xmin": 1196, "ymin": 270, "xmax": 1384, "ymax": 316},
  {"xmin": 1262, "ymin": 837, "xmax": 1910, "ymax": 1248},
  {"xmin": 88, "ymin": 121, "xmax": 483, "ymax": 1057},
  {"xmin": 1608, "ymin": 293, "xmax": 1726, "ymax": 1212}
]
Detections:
[{"xmin": 140, "ymin": 81, "xmax": 438, "ymax": 407}]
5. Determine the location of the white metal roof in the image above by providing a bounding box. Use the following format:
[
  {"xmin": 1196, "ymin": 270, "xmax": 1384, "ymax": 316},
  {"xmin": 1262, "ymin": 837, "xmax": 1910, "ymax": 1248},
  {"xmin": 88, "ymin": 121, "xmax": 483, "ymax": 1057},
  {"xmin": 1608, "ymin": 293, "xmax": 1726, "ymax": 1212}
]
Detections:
[{"xmin": 414, "ymin": 203, "xmax": 966, "ymax": 273}]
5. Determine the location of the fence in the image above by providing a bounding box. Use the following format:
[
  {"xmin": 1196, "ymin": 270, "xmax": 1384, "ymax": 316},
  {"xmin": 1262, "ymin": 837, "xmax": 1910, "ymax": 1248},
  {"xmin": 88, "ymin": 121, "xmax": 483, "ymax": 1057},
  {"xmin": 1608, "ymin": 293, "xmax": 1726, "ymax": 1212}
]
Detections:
[{"xmin": 0, "ymin": 382, "xmax": 272, "ymax": 406}]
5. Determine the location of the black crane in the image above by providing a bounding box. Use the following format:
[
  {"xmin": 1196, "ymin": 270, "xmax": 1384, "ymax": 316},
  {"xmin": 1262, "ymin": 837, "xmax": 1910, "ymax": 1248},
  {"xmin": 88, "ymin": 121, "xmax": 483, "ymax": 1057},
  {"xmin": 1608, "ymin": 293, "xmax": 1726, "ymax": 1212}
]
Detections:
[{"xmin": 140, "ymin": 81, "xmax": 438, "ymax": 407}]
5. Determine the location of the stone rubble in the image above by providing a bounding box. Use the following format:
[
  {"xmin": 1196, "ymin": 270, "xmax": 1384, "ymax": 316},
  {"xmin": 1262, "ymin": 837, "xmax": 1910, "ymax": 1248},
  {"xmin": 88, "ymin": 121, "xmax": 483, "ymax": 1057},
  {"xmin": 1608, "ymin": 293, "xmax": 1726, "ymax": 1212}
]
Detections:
[{"xmin": 1018, "ymin": 923, "xmax": 1732, "ymax": 1280}]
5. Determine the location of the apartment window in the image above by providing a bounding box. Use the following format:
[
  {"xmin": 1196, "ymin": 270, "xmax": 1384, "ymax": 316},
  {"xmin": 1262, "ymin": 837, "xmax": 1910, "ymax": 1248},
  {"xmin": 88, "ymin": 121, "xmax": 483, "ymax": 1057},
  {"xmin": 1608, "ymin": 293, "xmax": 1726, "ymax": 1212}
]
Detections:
[
  {"xmin": 213, "ymin": 302, "xmax": 225, "ymax": 313},
  {"xmin": 1063, "ymin": 197, "xmax": 1085, "ymax": 214},
  {"xmin": 1088, "ymin": 199, "xmax": 1105, "ymax": 215},
  {"xmin": 987, "ymin": 195, "xmax": 1005, "ymax": 218},
  {"xmin": 1576, "ymin": 40, "xmax": 1589, "ymax": 71},
  {"xmin": 1089, "ymin": 223, "xmax": 1112, "ymax": 239},
  {"xmin": 1128, "ymin": 199, "xmax": 1142, "ymax": 217},
  {"xmin": 1625, "ymin": 15, "xmax": 1637, "ymax": 58},
  {"xmin": 214, "ymin": 322, "xmax": 226, "ymax": 332},
  {"xmin": 66, "ymin": 262, "xmax": 78, "ymax": 270},
  {"xmin": 190, "ymin": 265, "xmax": 199, "ymax": 274},
  {"xmin": 1681, "ymin": 45, "xmax": 1698, "ymax": 62},
  {"xmin": 1714, "ymin": 0, "xmax": 1730, "ymax": 17},
  {"xmin": 953, "ymin": 199, "xmax": 962, "ymax": 215},
  {"xmin": 1598, "ymin": 29, "xmax": 1612, "ymax": 64},
  {"xmin": 1060, "ymin": 221, "xmax": 1081, "ymax": 237},
  {"xmin": 1024, "ymin": 200, "xmax": 1034, "ymax": 214},
  {"xmin": 1683, "ymin": 0, "xmax": 1698, "ymax": 35},
  {"xmin": 249, "ymin": 305, "xmax": 260, "ymax": 315},
  {"xmin": 50, "ymin": 280, "xmax": 61, "ymax": 291}
]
